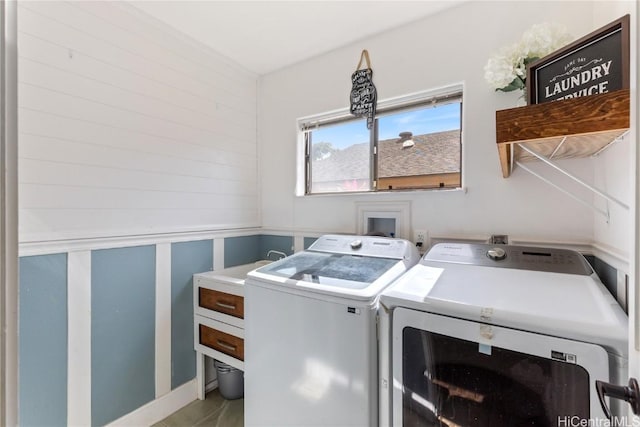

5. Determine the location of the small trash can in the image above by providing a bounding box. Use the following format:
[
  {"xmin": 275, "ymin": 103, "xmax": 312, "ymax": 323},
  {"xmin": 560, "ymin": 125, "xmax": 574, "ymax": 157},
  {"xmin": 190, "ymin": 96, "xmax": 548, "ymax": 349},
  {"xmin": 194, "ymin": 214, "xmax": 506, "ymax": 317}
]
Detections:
[{"xmin": 214, "ymin": 360, "xmax": 244, "ymax": 400}]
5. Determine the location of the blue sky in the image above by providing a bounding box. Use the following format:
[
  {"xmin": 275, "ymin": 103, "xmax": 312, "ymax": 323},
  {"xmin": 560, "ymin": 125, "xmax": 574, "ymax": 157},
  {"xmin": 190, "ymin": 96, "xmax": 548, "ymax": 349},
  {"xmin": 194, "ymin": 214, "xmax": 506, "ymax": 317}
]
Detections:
[{"xmin": 314, "ymin": 102, "xmax": 461, "ymax": 149}]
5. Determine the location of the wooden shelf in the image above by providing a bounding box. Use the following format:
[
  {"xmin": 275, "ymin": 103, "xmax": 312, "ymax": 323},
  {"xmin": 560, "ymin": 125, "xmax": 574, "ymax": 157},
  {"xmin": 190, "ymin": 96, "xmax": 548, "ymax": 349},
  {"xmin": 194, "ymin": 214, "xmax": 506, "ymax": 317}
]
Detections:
[{"xmin": 496, "ymin": 89, "xmax": 630, "ymax": 177}]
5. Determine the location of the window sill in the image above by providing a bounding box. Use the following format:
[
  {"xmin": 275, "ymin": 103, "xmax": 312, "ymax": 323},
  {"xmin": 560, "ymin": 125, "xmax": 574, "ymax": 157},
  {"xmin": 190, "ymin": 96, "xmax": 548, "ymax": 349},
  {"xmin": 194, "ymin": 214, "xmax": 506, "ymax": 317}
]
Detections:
[{"xmin": 296, "ymin": 186, "xmax": 466, "ymax": 198}]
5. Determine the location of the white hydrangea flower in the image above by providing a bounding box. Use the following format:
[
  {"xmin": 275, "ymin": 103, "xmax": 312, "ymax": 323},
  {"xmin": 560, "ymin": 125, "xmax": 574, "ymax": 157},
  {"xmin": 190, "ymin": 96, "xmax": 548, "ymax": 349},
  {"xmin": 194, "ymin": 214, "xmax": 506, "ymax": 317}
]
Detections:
[
  {"xmin": 521, "ymin": 23, "xmax": 572, "ymax": 58},
  {"xmin": 484, "ymin": 22, "xmax": 572, "ymax": 92},
  {"xmin": 484, "ymin": 52, "xmax": 517, "ymax": 89}
]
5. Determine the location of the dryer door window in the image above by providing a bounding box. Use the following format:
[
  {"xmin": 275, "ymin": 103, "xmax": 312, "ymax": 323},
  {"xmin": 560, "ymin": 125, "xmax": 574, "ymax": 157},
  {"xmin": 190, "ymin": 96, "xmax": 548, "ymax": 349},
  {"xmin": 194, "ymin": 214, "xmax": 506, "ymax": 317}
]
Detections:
[
  {"xmin": 391, "ymin": 308, "xmax": 610, "ymax": 426},
  {"xmin": 403, "ymin": 327, "xmax": 589, "ymax": 426}
]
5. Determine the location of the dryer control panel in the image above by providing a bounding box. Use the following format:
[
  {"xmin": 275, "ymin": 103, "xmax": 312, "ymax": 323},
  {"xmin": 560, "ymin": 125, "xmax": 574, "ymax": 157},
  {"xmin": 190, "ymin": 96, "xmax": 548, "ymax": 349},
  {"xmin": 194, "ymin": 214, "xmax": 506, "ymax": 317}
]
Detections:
[{"xmin": 424, "ymin": 243, "xmax": 593, "ymax": 275}]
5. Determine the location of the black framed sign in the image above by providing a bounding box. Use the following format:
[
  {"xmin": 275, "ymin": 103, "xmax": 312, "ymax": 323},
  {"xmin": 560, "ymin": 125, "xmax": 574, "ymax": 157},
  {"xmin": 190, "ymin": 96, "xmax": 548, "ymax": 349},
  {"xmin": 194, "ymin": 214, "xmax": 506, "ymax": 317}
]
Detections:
[
  {"xmin": 350, "ymin": 49, "xmax": 377, "ymax": 129},
  {"xmin": 527, "ymin": 15, "xmax": 629, "ymax": 104}
]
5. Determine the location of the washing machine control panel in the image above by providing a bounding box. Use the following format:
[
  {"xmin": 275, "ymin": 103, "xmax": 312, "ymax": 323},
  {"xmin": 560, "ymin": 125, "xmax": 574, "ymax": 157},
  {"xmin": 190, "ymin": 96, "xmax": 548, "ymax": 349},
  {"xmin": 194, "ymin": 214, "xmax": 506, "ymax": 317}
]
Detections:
[
  {"xmin": 424, "ymin": 243, "xmax": 592, "ymax": 275},
  {"xmin": 308, "ymin": 234, "xmax": 418, "ymax": 260}
]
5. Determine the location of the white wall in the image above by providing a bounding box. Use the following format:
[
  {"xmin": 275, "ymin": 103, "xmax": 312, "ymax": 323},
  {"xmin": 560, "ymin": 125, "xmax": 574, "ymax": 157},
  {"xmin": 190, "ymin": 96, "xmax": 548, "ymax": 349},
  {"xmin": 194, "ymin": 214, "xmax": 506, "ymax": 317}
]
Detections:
[
  {"xmin": 591, "ymin": 2, "xmax": 636, "ymax": 262},
  {"xmin": 258, "ymin": 1, "xmax": 615, "ymax": 245},
  {"xmin": 18, "ymin": 1, "xmax": 259, "ymax": 243}
]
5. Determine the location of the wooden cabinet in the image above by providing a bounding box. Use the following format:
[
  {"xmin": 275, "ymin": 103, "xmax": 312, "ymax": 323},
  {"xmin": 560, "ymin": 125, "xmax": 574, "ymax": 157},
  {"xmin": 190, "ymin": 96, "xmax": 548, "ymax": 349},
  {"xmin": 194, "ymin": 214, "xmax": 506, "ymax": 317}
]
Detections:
[
  {"xmin": 193, "ymin": 266, "xmax": 253, "ymax": 372},
  {"xmin": 495, "ymin": 89, "xmax": 630, "ymax": 178},
  {"xmin": 193, "ymin": 264, "xmax": 267, "ymax": 399},
  {"xmin": 193, "ymin": 264, "xmax": 265, "ymax": 399}
]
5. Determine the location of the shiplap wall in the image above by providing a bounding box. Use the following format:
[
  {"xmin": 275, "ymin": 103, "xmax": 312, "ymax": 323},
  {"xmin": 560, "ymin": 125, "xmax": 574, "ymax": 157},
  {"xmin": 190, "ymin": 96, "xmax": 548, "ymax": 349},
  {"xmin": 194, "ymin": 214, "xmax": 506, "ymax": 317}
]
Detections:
[{"xmin": 18, "ymin": 1, "xmax": 258, "ymax": 243}]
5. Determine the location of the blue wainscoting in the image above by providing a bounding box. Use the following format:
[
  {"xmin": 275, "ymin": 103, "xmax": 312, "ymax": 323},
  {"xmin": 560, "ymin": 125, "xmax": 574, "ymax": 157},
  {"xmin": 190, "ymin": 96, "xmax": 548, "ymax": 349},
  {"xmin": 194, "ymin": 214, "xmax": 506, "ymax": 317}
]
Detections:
[
  {"xmin": 19, "ymin": 254, "xmax": 68, "ymax": 427},
  {"xmin": 259, "ymin": 235, "xmax": 294, "ymax": 259},
  {"xmin": 224, "ymin": 235, "xmax": 260, "ymax": 267},
  {"xmin": 225, "ymin": 235, "xmax": 294, "ymax": 267},
  {"xmin": 171, "ymin": 239, "xmax": 213, "ymax": 389},
  {"xmin": 91, "ymin": 246, "xmax": 156, "ymax": 426},
  {"xmin": 17, "ymin": 232, "xmax": 298, "ymax": 426}
]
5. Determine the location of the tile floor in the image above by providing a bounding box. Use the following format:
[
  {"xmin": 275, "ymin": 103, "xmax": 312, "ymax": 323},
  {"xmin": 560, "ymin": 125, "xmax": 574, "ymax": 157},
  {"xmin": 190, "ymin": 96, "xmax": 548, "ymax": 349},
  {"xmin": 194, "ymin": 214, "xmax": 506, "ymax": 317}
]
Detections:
[{"xmin": 152, "ymin": 390, "xmax": 243, "ymax": 427}]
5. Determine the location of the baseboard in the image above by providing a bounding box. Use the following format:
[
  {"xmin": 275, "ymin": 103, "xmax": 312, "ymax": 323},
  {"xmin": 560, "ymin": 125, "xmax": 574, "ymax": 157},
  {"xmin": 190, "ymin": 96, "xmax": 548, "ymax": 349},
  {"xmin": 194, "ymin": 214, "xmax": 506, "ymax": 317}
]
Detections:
[{"xmin": 105, "ymin": 379, "xmax": 197, "ymax": 427}]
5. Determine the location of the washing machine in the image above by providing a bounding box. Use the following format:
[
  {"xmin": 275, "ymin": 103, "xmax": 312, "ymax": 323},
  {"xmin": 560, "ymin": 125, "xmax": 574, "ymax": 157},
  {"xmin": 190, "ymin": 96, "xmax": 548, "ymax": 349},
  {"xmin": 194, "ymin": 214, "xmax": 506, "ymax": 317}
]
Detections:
[
  {"xmin": 244, "ymin": 234, "xmax": 420, "ymax": 426},
  {"xmin": 378, "ymin": 242, "xmax": 628, "ymax": 426}
]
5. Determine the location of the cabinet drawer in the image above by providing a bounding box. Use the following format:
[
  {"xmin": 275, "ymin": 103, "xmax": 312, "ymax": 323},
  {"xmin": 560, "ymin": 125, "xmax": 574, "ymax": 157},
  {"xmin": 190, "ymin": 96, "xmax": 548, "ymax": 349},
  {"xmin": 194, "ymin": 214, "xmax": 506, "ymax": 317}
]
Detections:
[
  {"xmin": 199, "ymin": 288, "xmax": 244, "ymax": 319},
  {"xmin": 199, "ymin": 324, "xmax": 244, "ymax": 361}
]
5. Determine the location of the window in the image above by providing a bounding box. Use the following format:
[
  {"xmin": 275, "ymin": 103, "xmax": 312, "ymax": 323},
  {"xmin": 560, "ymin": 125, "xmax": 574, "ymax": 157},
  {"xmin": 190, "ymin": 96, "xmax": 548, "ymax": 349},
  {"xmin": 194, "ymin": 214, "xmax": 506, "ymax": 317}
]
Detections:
[
  {"xmin": 307, "ymin": 119, "xmax": 371, "ymax": 193},
  {"xmin": 299, "ymin": 86, "xmax": 463, "ymax": 195}
]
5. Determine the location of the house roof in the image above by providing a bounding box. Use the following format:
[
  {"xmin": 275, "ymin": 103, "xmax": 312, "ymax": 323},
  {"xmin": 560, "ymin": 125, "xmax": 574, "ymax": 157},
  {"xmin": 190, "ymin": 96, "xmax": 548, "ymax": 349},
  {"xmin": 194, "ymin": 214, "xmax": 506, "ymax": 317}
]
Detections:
[
  {"xmin": 378, "ymin": 130, "xmax": 460, "ymax": 177},
  {"xmin": 312, "ymin": 129, "xmax": 460, "ymax": 182}
]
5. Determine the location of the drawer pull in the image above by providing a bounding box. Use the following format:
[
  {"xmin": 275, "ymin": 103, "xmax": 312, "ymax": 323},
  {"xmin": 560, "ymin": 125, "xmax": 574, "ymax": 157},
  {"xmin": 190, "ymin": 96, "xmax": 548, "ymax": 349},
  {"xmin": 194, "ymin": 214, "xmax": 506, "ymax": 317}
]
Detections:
[
  {"xmin": 215, "ymin": 301, "xmax": 236, "ymax": 310},
  {"xmin": 216, "ymin": 340, "xmax": 237, "ymax": 352}
]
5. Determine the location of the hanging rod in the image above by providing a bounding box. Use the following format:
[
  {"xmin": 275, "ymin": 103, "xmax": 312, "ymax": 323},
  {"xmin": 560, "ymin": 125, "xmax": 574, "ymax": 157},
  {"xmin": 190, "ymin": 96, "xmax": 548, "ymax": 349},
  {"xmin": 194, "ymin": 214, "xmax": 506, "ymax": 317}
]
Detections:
[
  {"xmin": 515, "ymin": 161, "xmax": 610, "ymax": 221},
  {"xmin": 517, "ymin": 143, "xmax": 630, "ymax": 211}
]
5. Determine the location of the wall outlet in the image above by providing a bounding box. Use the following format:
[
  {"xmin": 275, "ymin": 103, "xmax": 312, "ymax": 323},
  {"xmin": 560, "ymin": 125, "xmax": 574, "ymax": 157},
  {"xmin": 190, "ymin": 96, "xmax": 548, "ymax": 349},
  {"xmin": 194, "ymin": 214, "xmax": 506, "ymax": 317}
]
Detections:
[{"xmin": 414, "ymin": 230, "xmax": 428, "ymax": 252}]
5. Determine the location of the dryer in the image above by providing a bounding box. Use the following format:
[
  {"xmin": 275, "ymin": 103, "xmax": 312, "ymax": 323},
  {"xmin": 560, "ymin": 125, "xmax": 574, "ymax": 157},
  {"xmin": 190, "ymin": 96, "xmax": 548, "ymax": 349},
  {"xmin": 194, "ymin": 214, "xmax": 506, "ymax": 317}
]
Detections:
[
  {"xmin": 379, "ymin": 243, "xmax": 628, "ymax": 426},
  {"xmin": 244, "ymin": 234, "xmax": 419, "ymax": 426}
]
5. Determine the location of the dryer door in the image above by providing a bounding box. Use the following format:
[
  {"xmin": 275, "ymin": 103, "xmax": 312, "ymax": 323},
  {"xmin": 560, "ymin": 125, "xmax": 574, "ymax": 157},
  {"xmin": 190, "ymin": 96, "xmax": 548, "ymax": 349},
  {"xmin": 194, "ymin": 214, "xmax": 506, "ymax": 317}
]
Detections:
[{"xmin": 391, "ymin": 308, "xmax": 611, "ymax": 426}]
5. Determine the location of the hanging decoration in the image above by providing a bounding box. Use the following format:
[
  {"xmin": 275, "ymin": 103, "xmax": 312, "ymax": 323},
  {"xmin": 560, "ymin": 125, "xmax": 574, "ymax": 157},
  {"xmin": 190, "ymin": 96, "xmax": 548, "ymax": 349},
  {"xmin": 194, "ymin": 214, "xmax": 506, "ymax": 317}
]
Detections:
[{"xmin": 350, "ymin": 49, "xmax": 377, "ymax": 129}]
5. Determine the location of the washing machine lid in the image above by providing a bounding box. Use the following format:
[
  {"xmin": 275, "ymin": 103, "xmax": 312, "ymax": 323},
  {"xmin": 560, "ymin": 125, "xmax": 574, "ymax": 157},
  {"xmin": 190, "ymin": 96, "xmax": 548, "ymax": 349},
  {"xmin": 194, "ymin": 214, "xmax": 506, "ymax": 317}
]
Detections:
[
  {"xmin": 256, "ymin": 251, "xmax": 399, "ymax": 289},
  {"xmin": 247, "ymin": 235, "xmax": 420, "ymax": 301},
  {"xmin": 380, "ymin": 243, "xmax": 628, "ymax": 356}
]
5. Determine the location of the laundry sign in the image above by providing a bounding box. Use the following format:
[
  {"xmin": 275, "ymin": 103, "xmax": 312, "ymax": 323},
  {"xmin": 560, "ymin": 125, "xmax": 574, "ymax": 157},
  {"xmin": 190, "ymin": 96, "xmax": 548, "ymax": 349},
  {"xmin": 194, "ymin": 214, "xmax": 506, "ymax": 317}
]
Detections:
[
  {"xmin": 527, "ymin": 15, "xmax": 629, "ymax": 104},
  {"xmin": 350, "ymin": 49, "xmax": 377, "ymax": 129}
]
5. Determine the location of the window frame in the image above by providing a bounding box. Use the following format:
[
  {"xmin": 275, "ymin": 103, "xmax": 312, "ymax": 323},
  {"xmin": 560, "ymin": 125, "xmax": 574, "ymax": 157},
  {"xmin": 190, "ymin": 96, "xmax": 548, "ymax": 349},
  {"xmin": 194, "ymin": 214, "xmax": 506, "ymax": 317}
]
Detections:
[{"xmin": 297, "ymin": 83, "xmax": 464, "ymax": 196}]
